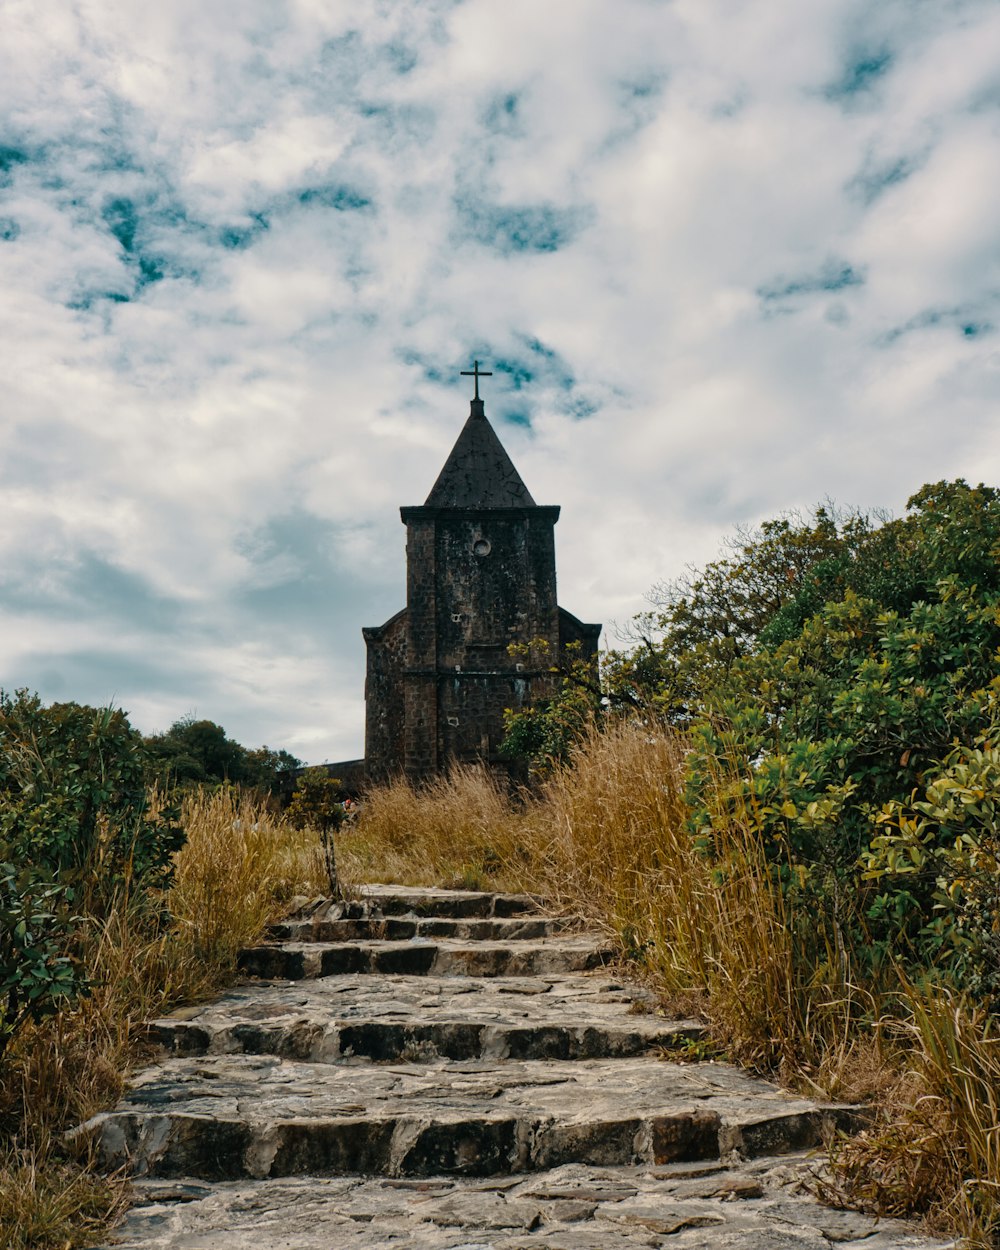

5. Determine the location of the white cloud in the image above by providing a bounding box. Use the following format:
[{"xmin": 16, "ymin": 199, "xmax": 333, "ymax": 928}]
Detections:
[{"xmin": 1, "ymin": 0, "xmax": 998, "ymax": 760}]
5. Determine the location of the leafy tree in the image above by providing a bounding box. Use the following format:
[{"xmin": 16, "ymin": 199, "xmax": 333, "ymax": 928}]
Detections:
[
  {"xmin": 0, "ymin": 691, "xmax": 183, "ymax": 897},
  {"xmin": 286, "ymin": 769, "xmax": 346, "ymax": 897},
  {"xmin": 499, "ymin": 641, "xmax": 603, "ymax": 776},
  {"xmin": 242, "ymin": 745, "xmax": 303, "ymax": 792},
  {"xmin": 680, "ymin": 481, "xmax": 1000, "ymax": 984},
  {"xmin": 144, "ymin": 717, "xmax": 299, "ymax": 794},
  {"xmin": 602, "ymin": 501, "xmax": 930, "ymax": 721}
]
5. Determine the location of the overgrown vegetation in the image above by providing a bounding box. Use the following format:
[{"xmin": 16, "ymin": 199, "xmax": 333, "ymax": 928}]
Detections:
[
  {"xmin": 4, "ymin": 477, "xmax": 998, "ymax": 1246},
  {"xmin": 0, "ymin": 695, "xmax": 326, "ymax": 1249},
  {"xmin": 342, "ymin": 479, "xmax": 1000, "ymax": 1246},
  {"xmin": 143, "ymin": 715, "xmax": 300, "ymax": 795},
  {"xmin": 285, "ymin": 768, "xmax": 349, "ymax": 896}
]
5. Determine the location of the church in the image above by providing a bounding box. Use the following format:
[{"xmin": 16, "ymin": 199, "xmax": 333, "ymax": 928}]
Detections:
[{"xmin": 362, "ymin": 365, "xmax": 601, "ymax": 782}]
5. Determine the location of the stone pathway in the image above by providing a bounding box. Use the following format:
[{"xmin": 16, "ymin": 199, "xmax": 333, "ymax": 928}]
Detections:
[{"xmin": 80, "ymin": 886, "xmax": 954, "ymax": 1249}]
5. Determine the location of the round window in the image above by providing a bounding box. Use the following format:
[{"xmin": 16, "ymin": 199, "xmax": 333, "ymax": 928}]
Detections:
[{"xmin": 473, "ymin": 538, "xmax": 491, "ymax": 557}]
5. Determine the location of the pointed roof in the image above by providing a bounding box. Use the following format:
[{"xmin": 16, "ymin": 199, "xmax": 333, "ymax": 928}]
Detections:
[{"xmin": 425, "ymin": 398, "xmax": 536, "ymax": 508}]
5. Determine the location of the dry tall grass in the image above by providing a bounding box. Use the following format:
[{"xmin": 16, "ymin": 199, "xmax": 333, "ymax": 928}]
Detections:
[
  {"xmin": 338, "ymin": 765, "xmax": 522, "ymax": 890},
  {"xmin": 171, "ymin": 785, "xmax": 327, "ymax": 964},
  {"xmin": 0, "ymin": 786, "xmax": 326, "ymax": 1250},
  {"xmin": 346, "ymin": 722, "xmax": 876, "ymax": 1083},
  {"xmin": 829, "ymin": 986, "xmax": 1000, "ymax": 1246},
  {"xmin": 346, "ymin": 722, "xmax": 1000, "ymax": 1243}
]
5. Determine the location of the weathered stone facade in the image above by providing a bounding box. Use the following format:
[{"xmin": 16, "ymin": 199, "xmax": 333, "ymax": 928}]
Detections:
[{"xmin": 364, "ymin": 395, "xmax": 601, "ymax": 782}]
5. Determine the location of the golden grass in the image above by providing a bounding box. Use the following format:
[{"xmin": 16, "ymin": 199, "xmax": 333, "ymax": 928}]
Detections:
[
  {"xmin": 0, "ymin": 786, "xmax": 326, "ymax": 1250},
  {"xmin": 828, "ymin": 986, "xmax": 1000, "ymax": 1246},
  {"xmin": 345, "ymin": 722, "xmax": 880, "ymax": 1084},
  {"xmin": 345, "ymin": 720, "xmax": 997, "ymax": 1241},
  {"xmin": 171, "ymin": 785, "xmax": 328, "ymax": 965},
  {"xmin": 338, "ymin": 765, "xmax": 522, "ymax": 891},
  {"xmin": 0, "ymin": 1138, "xmax": 128, "ymax": 1250}
]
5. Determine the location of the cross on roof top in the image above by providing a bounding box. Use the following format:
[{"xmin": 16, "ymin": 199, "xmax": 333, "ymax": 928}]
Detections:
[{"xmin": 460, "ymin": 360, "xmax": 493, "ymax": 402}]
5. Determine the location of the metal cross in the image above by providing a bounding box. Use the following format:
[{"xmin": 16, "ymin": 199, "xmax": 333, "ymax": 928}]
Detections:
[{"xmin": 461, "ymin": 360, "xmax": 493, "ymax": 401}]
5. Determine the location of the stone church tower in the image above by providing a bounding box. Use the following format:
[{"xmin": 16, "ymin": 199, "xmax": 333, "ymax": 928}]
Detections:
[{"xmin": 363, "ymin": 371, "xmax": 601, "ymax": 782}]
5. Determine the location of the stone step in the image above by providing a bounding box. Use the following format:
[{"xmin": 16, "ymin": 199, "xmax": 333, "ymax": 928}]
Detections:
[
  {"xmin": 149, "ymin": 973, "xmax": 705, "ymax": 1063},
  {"xmin": 268, "ymin": 914, "xmax": 580, "ymax": 943},
  {"xmin": 344, "ymin": 885, "xmax": 541, "ymax": 919},
  {"xmin": 238, "ymin": 937, "xmax": 613, "ymax": 981},
  {"xmin": 74, "ymin": 1054, "xmax": 864, "ymax": 1182},
  {"xmin": 104, "ymin": 1161, "xmax": 957, "ymax": 1250}
]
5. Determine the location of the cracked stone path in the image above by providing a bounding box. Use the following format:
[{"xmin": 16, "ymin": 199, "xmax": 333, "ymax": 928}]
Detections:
[{"xmin": 82, "ymin": 885, "xmax": 954, "ymax": 1249}]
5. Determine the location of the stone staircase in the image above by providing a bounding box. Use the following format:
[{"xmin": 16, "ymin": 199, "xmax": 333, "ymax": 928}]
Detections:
[{"xmin": 83, "ymin": 886, "xmax": 952, "ymax": 1249}]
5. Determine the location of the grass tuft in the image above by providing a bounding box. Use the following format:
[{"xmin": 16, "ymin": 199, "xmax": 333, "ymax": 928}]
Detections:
[
  {"xmin": 343, "ymin": 721, "xmax": 997, "ymax": 1243},
  {"xmin": 0, "ymin": 786, "xmax": 326, "ymax": 1250},
  {"xmin": 827, "ymin": 986, "xmax": 1000, "ymax": 1245}
]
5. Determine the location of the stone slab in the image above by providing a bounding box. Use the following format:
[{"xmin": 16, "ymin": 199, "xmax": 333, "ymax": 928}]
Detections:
[
  {"xmin": 268, "ymin": 915, "xmax": 581, "ymax": 943},
  {"xmin": 347, "ymin": 886, "xmax": 541, "ymax": 919},
  {"xmin": 238, "ymin": 937, "xmax": 614, "ymax": 981},
  {"xmin": 148, "ymin": 973, "xmax": 705, "ymax": 1063},
  {"xmin": 98, "ymin": 1159, "xmax": 955, "ymax": 1249},
  {"xmin": 74, "ymin": 1054, "xmax": 863, "ymax": 1180}
]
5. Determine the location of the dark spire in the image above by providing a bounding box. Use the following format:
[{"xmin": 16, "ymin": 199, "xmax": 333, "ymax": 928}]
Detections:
[{"xmin": 425, "ymin": 398, "xmax": 536, "ymax": 507}]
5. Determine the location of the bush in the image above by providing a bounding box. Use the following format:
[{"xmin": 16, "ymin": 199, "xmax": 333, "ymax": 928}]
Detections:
[
  {"xmin": 285, "ymin": 769, "xmax": 348, "ymax": 895},
  {"xmin": 0, "ymin": 691, "xmax": 184, "ymax": 901},
  {"xmin": 685, "ymin": 483, "xmax": 1000, "ymax": 983},
  {"xmin": 0, "ymin": 692, "xmax": 184, "ymax": 1062},
  {"xmin": 144, "ymin": 716, "xmax": 300, "ymax": 795},
  {"xmin": 0, "ymin": 864, "xmax": 83, "ymax": 1061}
]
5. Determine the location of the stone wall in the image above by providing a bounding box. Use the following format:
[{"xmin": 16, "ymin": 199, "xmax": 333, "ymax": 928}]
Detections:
[{"xmin": 362, "ymin": 610, "xmax": 407, "ymax": 784}]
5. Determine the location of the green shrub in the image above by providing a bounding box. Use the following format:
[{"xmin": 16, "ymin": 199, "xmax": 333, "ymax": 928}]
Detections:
[
  {"xmin": 0, "ymin": 863, "xmax": 84, "ymax": 1061},
  {"xmin": 864, "ymin": 732, "xmax": 1000, "ymax": 1001},
  {"xmin": 682, "ymin": 485, "xmax": 1000, "ymax": 982},
  {"xmin": 0, "ymin": 691, "xmax": 183, "ymax": 902},
  {"xmin": 286, "ymin": 769, "xmax": 346, "ymax": 895}
]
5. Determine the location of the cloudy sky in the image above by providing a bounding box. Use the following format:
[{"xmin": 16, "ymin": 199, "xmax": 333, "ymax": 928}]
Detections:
[{"xmin": 2, "ymin": 0, "xmax": 998, "ymax": 763}]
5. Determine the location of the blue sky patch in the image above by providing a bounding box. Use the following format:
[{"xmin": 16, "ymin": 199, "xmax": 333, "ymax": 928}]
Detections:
[
  {"xmin": 483, "ymin": 92, "xmax": 522, "ymax": 135},
  {"xmin": 879, "ymin": 306, "xmax": 995, "ymax": 346},
  {"xmin": 565, "ymin": 395, "xmax": 598, "ymax": 421},
  {"xmin": 458, "ymin": 199, "xmax": 588, "ymax": 255},
  {"xmin": 103, "ymin": 197, "xmax": 139, "ymax": 252},
  {"xmin": 219, "ymin": 214, "xmax": 270, "ymax": 249},
  {"xmin": 298, "ymin": 184, "xmax": 373, "ymax": 212},
  {"xmin": 386, "ymin": 41, "xmax": 418, "ymax": 74},
  {"xmin": 492, "ymin": 356, "xmax": 534, "ymax": 391},
  {"xmin": 612, "ymin": 71, "xmax": 668, "ymax": 138},
  {"xmin": 0, "ymin": 144, "xmax": 28, "ymax": 186},
  {"xmin": 0, "ymin": 218, "xmax": 20, "ymax": 241},
  {"xmin": 758, "ymin": 259, "xmax": 866, "ymax": 304},
  {"xmin": 850, "ymin": 152, "xmax": 924, "ymax": 205},
  {"xmin": 399, "ymin": 348, "xmax": 449, "ymax": 387},
  {"xmin": 826, "ymin": 48, "xmax": 893, "ymax": 101}
]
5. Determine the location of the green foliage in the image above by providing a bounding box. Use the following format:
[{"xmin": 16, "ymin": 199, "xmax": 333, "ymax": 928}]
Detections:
[
  {"xmin": 864, "ymin": 733, "xmax": 1000, "ymax": 1002},
  {"xmin": 676, "ymin": 481, "xmax": 1000, "ymax": 988},
  {"xmin": 144, "ymin": 716, "xmax": 300, "ymax": 795},
  {"xmin": 603, "ymin": 504, "xmax": 898, "ymax": 719},
  {"xmin": 286, "ymin": 768, "xmax": 346, "ymax": 895},
  {"xmin": 0, "ymin": 691, "xmax": 182, "ymax": 1059},
  {"xmin": 0, "ymin": 862, "xmax": 84, "ymax": 1060},
  {"xmin": 0, "ymin": 691, "xmax": 184, "ymax": 897},
  {"xmin": 499, "ymin": 641, "xmax": 602, "ymax": 775}
]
